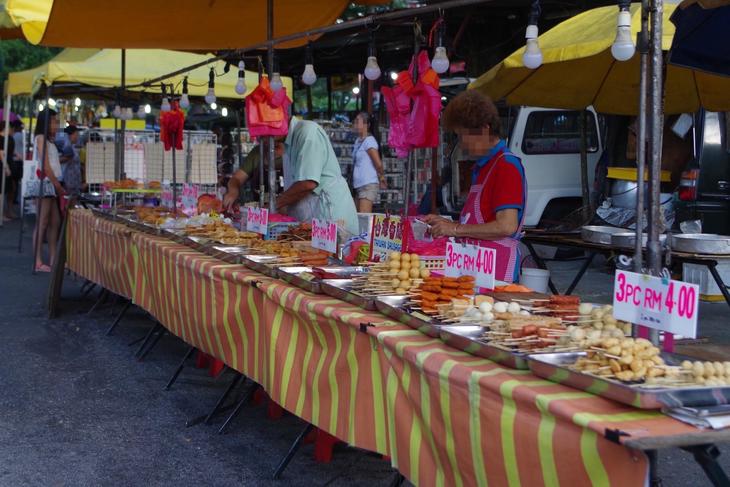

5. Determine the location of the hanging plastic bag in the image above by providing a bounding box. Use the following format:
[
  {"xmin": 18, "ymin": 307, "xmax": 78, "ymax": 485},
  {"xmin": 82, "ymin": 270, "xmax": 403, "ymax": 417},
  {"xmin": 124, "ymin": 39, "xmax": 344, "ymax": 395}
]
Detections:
[
  {"xmin": 160, "ymin": 101, "xmax": 185, "ymax": 151},
  {"xmin": 245, "ymin": 77, "xmax": 292, "ymax": 138}
]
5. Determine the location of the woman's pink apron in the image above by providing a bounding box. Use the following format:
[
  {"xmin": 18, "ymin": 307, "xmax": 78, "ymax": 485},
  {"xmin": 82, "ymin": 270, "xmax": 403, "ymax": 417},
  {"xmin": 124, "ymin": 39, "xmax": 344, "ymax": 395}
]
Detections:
[{"xmin": 459, "ymin": 149, "xmax": 526, "ymax": 283}]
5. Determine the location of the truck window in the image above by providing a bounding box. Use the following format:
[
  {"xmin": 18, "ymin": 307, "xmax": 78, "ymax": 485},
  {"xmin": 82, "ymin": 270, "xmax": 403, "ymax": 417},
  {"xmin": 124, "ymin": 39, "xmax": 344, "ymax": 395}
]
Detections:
[{"xmin": 522, "ymin": 110, "xmax": 599, "ymax": 155}]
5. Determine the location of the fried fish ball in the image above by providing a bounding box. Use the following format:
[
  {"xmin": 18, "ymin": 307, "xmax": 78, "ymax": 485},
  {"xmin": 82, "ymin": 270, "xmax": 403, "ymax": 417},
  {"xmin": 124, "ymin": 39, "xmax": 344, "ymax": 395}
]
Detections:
[
  {"xmin": 400, "ymin": 253, "xmax": 411, "ymax": 262},
  {"xmin": 395, "ymin": 287, "xmax": 407, "ymax": 294},
  {"xmin": 399, "ymin": 279, "xmax": 411, "ymax": 289},
  {"xmin": 397, "ymin": 270, "xmax": 409, "ymax": 280},
  {"xmin": 389, "ymin": 251, "xmax": 402, "ymax": 261},
  {"xmin": 390, "ymin": 278, "xmax": 401, "ymax": 288},
  {"xmin": 389, "ymin": 260, "xmax": 401, "ymax": 270},
  {"xmin": 420, "ymin": 268, "xmax": 431, "ymax": 279},
  {"xmin": 410, "ymin": 254, "xmax": 420, "ymax": 264},
  {"xmin": 409, "ymin": 268, "xmax": 421, "ymax": 278}
]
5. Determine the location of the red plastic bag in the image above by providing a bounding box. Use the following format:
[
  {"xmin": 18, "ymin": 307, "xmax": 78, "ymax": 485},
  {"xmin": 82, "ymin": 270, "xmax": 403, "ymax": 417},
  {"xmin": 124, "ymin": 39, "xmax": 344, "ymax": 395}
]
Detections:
[{"xmin": 402, "ymin": 216, "xmax": 448, "ymax": 256}]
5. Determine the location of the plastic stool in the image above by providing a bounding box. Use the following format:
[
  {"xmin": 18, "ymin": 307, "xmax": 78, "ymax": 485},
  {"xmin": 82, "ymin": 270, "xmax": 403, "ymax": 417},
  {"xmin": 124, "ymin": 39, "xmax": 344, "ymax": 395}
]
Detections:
[{"xmin": 314, "ymin": 429, "xmax": 341, "ymax": 463}]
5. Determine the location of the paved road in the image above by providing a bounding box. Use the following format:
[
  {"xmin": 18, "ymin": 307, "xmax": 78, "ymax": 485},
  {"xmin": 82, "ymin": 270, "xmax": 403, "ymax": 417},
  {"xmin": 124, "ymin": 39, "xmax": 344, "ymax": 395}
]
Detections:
[{"xmin": 0, "ymin": 218, "xmax": 727, "ymax": 486}]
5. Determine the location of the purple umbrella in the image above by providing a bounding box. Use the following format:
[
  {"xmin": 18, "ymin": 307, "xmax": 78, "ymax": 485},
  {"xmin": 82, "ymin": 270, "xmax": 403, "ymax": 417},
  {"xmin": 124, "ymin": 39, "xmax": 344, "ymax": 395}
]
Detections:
[{"xmin": 0, "ymin": 109, "xmax": 20, "ymax": 123}]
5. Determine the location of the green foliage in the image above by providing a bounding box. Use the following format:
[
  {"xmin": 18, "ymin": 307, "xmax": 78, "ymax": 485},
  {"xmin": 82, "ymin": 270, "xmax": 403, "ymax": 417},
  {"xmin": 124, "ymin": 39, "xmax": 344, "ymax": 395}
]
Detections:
[{"xmin": 0, "ymin": 40, "xmax": 60, "ymax": 84}]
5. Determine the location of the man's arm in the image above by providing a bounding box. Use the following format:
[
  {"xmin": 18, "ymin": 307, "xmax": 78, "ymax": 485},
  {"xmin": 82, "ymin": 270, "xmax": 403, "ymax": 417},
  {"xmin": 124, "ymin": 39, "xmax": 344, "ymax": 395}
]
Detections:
[
  {"xmin": 275, "ymin": 180, "xmax": 318, "ymax": 211},
  {"xmin": 222, "ymin": 169, "xmax": 250, "ymax": 209}
]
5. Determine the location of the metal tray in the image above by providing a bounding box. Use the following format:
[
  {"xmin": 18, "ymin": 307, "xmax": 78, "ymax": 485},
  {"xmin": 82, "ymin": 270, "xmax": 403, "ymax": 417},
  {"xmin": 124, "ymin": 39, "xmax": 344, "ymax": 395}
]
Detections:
[
  {"xmin": 581, "ymin": 225, "xmax": 627, "ymax": 245},
  {"xmin": 277, "ymin": 266, "xmax": 369, "ymax": 294},
  {"xmin": 241, "ymin": 254, "xmax": 280, "ymax": 277},
  {"xmin": 528, "ymin": 352, "xmax": 730, "ymax": 409},
  {"xmin": 439, "ymin": 325, "xmax": 530, "ymax": 369},
  {"xmin": 611, "ymin": 232, "xmax": 668, "ymax": 249},
  {"xmin": 205, "ymin": 245, "xmax": 249, "ymax": 264},
  {"xmin": 320, "ymin": 279, "xmax": 378, "ymax": 311},
  {"xmin": 670, "ymin": 234, "xmax": 730, "ymax": 255},
  {"xmin": 375, "ymin": 295, "xmax": 443, "ymax": 337}
]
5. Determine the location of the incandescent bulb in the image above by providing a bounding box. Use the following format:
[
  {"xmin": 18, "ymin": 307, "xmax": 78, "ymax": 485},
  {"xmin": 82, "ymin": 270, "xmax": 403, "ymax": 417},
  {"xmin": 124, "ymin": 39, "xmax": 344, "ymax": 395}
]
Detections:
[
  {"xmin": 74, "ymin": 97, "xmax": 81, "ymax": 107},
  {"xmin": 221, "ymin": 107, "xmax": 228, "ymax": 117},
  {"xmin": 431, "ymin": 46, "xmax": 450, "ymax": 74},
  {"xmin": 611, "ymin": 10, "xmax": 635, "ymax": 61},
  {"xmin": 235, "ymin": 77, "xmax": 246, "ymax": 95},
  {"xmin": 112, "ymin": 104, "xmax": 122, "ymax": 118},
  {"xmin": 205, "ymin": 87, "xmax": 216, "ymax": 105},
  {"xmin": 179, "ymin": 93, "xmax": 190, "ymax": 109},
  {"xmin": 522, "ymin": 25, "xmax": 543, "ymax": 69},
  {"xmin": 363, "ymin": 56, "xmax": 381, "ymax": 81},
  {"xmin": 144, "ymin": 104, "xmax": 151, "ymax": 114},
  {"xmin": 270, "ymin": 73, "xmax": 283, "ymax": 92},
  {"xmin": 302, "ymin": 64, "xmax": 317, "ymax": 86},
  {"xmin": 137, "ymin": 106, "xmax": 146, "ymax": 119},
  {"xmin": 210, "ymin": 102, "xmax": 217, "ymax": 110},
  {"xmin": 48, "ymin": 98, "xmax": 57, "ymax": 107},
  {"xmin": 390, "ymin": 71, "xmax": 398, "ymax": 81},
  {"xmin": 161, "ymin": 97, "xmax": 171, "ymax": 112}
]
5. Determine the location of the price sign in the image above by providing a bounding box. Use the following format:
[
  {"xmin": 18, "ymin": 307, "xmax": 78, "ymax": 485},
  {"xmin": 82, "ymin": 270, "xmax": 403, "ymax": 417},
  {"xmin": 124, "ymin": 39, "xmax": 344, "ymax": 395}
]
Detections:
[
  {"xmin": 181, "ymin": 183, "xmax": 198, "ymax": 215},
  {"xmin": 444, "ymin": 241, "xmax": 496, "ymax": 290},
  {"xmin": 369, "ymin": 215, "xmax": 403, "ymax": 261},
  {"xmin": 613, "ymin": 269, "xmax": 699, "ymax": 338},
  {"xmin": 311, "ymin": 218, "xmax": 338, "ymax": 253},
  {"xmin": 246, "ymin": 207, "xmax": 269, "ymax": 235},
  {"xmin": 161, "ymin": 181, "xmax": 173, "ymax": 209}
]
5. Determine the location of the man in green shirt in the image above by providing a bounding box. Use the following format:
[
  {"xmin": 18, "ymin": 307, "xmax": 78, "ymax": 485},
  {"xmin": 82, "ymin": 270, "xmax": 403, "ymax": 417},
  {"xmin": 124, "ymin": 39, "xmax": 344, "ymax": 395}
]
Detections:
[
  {"xmin": 276, "ymin": 117, "xmax": 359, "ymax": 237},
  {"xmin": 223, "ymin": 139, "xmax": 284, "ymax": 210}
]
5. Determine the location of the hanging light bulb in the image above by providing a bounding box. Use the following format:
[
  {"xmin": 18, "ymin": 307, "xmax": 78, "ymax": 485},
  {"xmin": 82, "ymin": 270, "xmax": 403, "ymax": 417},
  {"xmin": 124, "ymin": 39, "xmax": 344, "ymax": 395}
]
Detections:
[
  {"xmin": 363, "ymin": 30, "xmax": 381, "ymax": 81},
  {"xmin": 38, "ymin": 103, "xmax": 44, "ymax": 112},
  {"xmin": 611, "ymin": 1, "xmax": 635, "ymax": 61},
  {"xmin": 221, "ymin": 107, "xmax": 228, "ymax": 117},
  {"xmin": 235, "ymin": 60, "xmax": 247, "ymax": 95},
  {"xmin": 112, "ymin": 104, "xmax": 122, "ymax": 118},
  {"xmin": 431, "ymin": 19, "xmax": 450, "ymax": 75},
  {"xmin": 48, "ymin": 98, "xmax": 57, "ymax": 107},
  {"xmin": 137, "ymin": 105, "xmax": 146, "ymax": 119},
  {"xmin": 301, "ymin": 42, "xmax": 317, "ymax": 86},
  {"xmin": 270, "ymin": 72, "xmax": 284, "ymax": 92},
  {"xmin": 522, "ymin": 1, "xmax": 543, "ymax": 70},
  {"xmin": 179, "ymin": 77, "xmax": 190, "ymax": 109},
  {"xmin": 205, "ymin": 68, "xmax": 217, "ymax": 105},
  {"xmin": 127, "ymin": 107, "xmax": 136, "ymax": 120},
  {"xmin": 74, "ymin": 97, "xmax": 82, "ymax": 107},
  {"xmin": 210, "ymin": 102, "xmax": 217, "ymax": 110},
  {"xmin": 144, "ymin": 104, "xmax": 151, "ymax": 114},
  {"xmin": 160, "ymin": 84, "xmax": 171, "ymax": 112}
]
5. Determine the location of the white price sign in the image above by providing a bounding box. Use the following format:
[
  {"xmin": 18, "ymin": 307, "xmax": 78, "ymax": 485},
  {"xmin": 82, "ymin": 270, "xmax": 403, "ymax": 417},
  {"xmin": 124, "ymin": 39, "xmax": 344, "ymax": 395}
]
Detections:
[
  {"xmin": 444, "ymin": 241, "xmax": 496, "ymax": 290},
  {"xmin": 246, "ymin": 207, "xmax": 269, "ymax": 235},
  {"xmin": 311, "ymin": 218, "xmax": 338, "ymax": 253},
  {"xmin": 613, "ymin": 269, "xmax": 699, "ymax": 338},
  {"xmin": 181, "ymin": 183, "xmax": 198, "ymax": 215}
]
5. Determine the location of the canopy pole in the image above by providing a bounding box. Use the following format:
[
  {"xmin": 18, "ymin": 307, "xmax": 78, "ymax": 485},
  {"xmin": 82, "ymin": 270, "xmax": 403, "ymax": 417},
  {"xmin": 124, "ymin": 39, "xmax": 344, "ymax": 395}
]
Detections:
[
  {"xmin": 579, "ymin": 110, "xmax": 590, "ymax": 223},
  {"xmin": 258, "ymin": 61, "xmax": 266, "ymax": 208},
  {"xmin": 0, "ymin": 92, "xmax": 11, "ymax": 227},
  {"xmin": 267, "ymin": 0, "xmax": 277, "ymax": 213},
  {"xmin": 634, "ymin": 0, "xmax": 650, "ymax": 276},
  {"xmin": 647, "ymin": 0, "xmax": 665, "ymax": 346},
  {"xmin": 120, "ymin": 49, "xmax": 126, "ymax": 179},
  {"xmin": 403, "ymin": 23, "xmax": 421, "ymax": 217}
]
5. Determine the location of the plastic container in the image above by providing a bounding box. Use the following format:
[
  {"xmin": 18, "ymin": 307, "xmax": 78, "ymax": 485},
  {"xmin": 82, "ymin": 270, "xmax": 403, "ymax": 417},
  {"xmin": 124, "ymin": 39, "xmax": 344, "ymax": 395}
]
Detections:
[
  {"xmin": 521, "ymin": 268, "xmax": 550, "ymax": 293},
  {"xmin": 682, "ymin": 262, "xmax": 730, "ymax": 301}
]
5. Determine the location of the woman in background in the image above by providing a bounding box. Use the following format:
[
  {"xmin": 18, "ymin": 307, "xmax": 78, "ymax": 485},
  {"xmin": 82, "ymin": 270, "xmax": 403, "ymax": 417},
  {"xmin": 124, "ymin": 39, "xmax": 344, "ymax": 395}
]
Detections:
[
  {"xmin": 351, "ymin": 112, "xmax": 386, "ymax": 213},
  {"xmin": 28, "ymin": 109, "xmax": 64, "ymax": 272}
]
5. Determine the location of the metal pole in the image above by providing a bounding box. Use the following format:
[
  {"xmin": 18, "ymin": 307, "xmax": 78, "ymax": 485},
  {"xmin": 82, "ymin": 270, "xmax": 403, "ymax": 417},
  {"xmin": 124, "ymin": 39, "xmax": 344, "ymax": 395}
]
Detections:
[
  {"xmin": 579, "ymin": 110, "xmax": 590, "ymax": 223},
  {"xmin": 257, "ymin": 62, "xmax": 265, "ymax": 208},
  {"xmin": 1, "ymin": 92, "xmax": 11, "ymax": 227},
  {"xmin": 634, "ymin": 0, "xmax": 650, "ymax": 274},
  {"xmin": 120, "ymin": 49, "xmax": 126, "ymax": 179},
  {"xmin": 172, "ymin": 132, "xmax": 177, "ymax": 215},
  {"xmin": 403, "ymin": 23, "xmax": 421, "ymax": 216},
  {"xmin": 647, "ymin": 0, "xmax": 665, "ymax": 345},
  {"xmin": 267, "ymin": 0, "xmax": 277, "ymax": 212}
]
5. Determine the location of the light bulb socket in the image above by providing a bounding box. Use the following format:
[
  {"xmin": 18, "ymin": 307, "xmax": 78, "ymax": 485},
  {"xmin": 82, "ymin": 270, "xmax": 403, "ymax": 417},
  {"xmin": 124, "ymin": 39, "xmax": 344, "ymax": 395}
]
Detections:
[
  {"xmin": 208, "ymin": 68, "xmax": 215, "ymax": 89},
  {"xmin": 182, "ymin": 77, "xmax": 188, "ymax": 95},
  {"xmin": 525, "ymin": 24, "xmax": 539, "ymax": 40},
  {"xmin": 527, "ymin": 0, "xmax": 541, "ymax": 26},
  {"xmin": 617, "ymin": 9, "xmax": 631, "ymax": 27}
]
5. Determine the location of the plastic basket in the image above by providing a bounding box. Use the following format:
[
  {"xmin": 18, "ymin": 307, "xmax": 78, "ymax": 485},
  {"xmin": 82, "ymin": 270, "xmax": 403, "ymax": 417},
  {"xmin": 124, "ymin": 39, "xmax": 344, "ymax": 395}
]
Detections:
[{"xmin": 420, "ymin": 255, "xmax": 445, "ymax": 270}]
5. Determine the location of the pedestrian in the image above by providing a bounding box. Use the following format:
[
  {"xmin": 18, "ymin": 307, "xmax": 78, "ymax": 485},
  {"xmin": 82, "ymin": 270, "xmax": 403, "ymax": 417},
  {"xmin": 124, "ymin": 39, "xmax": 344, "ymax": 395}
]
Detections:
[
  {"xmin": 59, "ymin": 125, "xmax": 83, "ymax": 196},
  {"xmin": 26, "ymin": 109, "xmax": 64, "ymax": 273},
  {"xmin": 275, "ymin": 117, "xmax": 359, "ymax": 237},
  {"xmin": 1, "ymin": 121, "xmax": 17, "ymax": 221},
  {"xmin": 351, "ymin": 112, "xmax": 386, "ymax": 213}
]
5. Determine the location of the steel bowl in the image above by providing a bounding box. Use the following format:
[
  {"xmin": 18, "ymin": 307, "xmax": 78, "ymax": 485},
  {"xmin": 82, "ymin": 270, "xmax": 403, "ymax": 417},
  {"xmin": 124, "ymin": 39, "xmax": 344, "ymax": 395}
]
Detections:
[{"xmin": 670, "ymin": 234, "xmax": 730, "ymax": 255}]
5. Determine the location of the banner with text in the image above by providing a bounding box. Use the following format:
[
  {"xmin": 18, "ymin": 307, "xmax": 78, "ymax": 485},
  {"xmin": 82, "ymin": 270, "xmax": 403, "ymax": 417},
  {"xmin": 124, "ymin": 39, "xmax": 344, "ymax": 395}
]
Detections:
[
  {"xmin": 613, "ymin": 269, "xmax": 699, "ymax": 338},
  {"xmin": 246, "ymin": 207, "xmax": 269, "ymax": 235},
  {"xmin": 444, "ymin": 241, "xmax": 496, "ymax": 290},
  {"xmin": 369, "ymin": 215, "xmax": 403, "ymax": 261},
  {"xmin": 311, "ymin": 219, "xmax": 338, "ymax": 253},
  {"xmin": 181, "ymin": 183, "xmax": 198, "ymax": 215}
]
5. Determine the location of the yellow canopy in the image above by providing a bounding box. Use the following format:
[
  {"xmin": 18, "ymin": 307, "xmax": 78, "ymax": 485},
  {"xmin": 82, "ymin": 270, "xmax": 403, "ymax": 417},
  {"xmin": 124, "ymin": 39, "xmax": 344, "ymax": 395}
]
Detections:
[
  {"xmin": 7, "ymin": 48, "xmax": 293, "ymax": 99},
  {"xmin": 5, "ymin": 0, "xmax": 387, "ymax": 49},
  {"xmin": 470, "ymin": 3, "xmax": 730, "ymax": 115},
  {"xmin": 0, "ymin": 0, "xmax": 28, "ymax": 38}
]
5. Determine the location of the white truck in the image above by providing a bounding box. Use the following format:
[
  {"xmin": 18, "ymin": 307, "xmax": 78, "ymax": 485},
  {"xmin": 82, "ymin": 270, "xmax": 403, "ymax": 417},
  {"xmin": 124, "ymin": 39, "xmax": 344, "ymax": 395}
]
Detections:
[{"xmin": 447, "ymin": 106, "xmax": 603, "ymax": 227}]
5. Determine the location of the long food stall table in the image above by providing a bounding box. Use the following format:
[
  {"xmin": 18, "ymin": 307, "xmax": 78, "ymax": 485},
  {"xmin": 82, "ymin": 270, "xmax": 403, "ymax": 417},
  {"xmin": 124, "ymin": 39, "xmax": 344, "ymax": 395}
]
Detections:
[
  {"xmin": 65, "ymin": 210, "xmax": 729, "ymax": 486},
  {"xmin": 522, "ymin": 231, "xmax": 730, "ymax": 309}
]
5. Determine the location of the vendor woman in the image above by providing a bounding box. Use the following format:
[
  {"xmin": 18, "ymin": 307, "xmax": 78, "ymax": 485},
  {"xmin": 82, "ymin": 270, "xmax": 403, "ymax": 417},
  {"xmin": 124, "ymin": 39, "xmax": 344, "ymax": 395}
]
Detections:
[{"xmin": 423, "ymin": 90, "xmax": 527, "ymax": 283}]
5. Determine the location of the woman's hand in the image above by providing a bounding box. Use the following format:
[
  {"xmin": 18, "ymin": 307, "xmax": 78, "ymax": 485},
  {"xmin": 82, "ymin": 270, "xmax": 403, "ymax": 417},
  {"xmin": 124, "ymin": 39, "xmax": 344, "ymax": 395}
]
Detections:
[
  {"xmin": 422, "ymin": 214, "xmax": 460, "ymax": 238},
  {"xmin": 379, "ymin": 176, "xmax": 387, "ymax": 190},
  {"xmin": 54, "ymin": 181, "xmax": 66, "ymax": 197}
]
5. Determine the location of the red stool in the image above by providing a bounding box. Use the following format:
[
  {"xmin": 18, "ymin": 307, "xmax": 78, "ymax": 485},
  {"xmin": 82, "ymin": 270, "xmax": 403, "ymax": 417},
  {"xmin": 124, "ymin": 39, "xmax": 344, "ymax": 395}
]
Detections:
[{"xmin": 314, "ymin": 429, "xmax": 341, "ymax": 463}]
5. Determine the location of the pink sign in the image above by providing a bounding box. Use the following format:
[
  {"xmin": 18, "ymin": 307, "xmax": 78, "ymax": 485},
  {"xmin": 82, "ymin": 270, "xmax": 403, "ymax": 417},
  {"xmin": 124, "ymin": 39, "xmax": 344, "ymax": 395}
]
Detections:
[
  {"xmin": 181, "ymin": 183, "xmax": 199, "ymax": 216},
  {"xmin": 444, "ymin": 241, "xmax": 496, "ymax": 290},
  {"xmin": 311, "ymin": 218, "xmax": 338, "ymax": 253},
  {"xmin": 246, "ymin": 207, "xmax": 269, "ymax": 235},
  {"xmin": 613, "ymin": 269, "xmax": 699, "ymax": 338}
]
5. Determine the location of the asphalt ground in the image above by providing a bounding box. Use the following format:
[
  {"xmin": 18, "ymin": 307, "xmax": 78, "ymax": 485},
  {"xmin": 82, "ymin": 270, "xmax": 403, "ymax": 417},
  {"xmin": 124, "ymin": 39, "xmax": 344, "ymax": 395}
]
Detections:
[{"xmin": 0, "ymin": 217, "xmax": 728, "ymax": 486}]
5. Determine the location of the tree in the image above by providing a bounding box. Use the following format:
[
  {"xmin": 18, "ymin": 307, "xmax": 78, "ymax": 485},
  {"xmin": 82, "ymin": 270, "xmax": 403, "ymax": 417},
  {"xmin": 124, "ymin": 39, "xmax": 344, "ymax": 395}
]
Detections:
[{"xmin": 0, "ymin": 40, "xmax": 60, "ymax": 85}]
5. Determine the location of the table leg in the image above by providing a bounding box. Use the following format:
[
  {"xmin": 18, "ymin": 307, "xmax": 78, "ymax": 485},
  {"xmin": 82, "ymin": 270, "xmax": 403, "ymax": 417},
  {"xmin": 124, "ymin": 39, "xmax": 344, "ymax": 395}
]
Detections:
[
  {"xmin": 106, "ymin": 300, "xmax": 132, "ymax": 336},
  {"xmin": 272, "ymin": 422, "xmax": 315, "ymax": 480},
  {"xmin": 706, "ymin": 262, "xmax": 730, "ymax": 310},
  {"xmin": 682, "ymin": 444, "xmax": 730, "ymax": 487},
  {"xmin": 647, "ymin": 450, "xmax": 663, "ymax": 487},
  {"xmin": 524, "ymin": 241, "xmax": 560, "ymax": 295},
  {"xmin": 565, "ymin": 251, "xmax": 597, "ymax": 296},
  {"xmin": 164, "ymin": 345, "xmax": 196, "ymax": 391}
]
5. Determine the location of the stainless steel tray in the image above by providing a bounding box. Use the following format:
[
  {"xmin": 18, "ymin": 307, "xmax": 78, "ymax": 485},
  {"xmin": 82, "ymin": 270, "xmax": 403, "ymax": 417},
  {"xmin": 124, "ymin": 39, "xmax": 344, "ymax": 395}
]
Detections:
[
  {"xmin": 439, "ymin": 325, "xmax": 530, "ymax": 369},
  {"xmin": 670, "ymin": 233, "xmax": 730, "ymax": 255},
  {"xmin": 611, "ymin": 232, "xmax": 667, "ymax": 249},
  {"xmin": 528, "ymin": 352, "xmax": 730, "ymax": 409},
  {"xmin": 277, "ymin": 266, "xmax": 369, "ymax": 294},
  {"xmin": 205, "ymin": 245, "xmax": 249, "ymax": 264},
  {"xmin": 375, "ymin": 295, "xmax": 443, "ymax": 338},
  {"xmin": 242, "ymin": 254, "xmax": 280, "ymax": 277},
  {"xmin": 581, "ymin": 225, "xmax": 627, "ymax": 245},
  {"xmin": 320, "ymin": 279, "xmax": 378, "ymax": 311}
]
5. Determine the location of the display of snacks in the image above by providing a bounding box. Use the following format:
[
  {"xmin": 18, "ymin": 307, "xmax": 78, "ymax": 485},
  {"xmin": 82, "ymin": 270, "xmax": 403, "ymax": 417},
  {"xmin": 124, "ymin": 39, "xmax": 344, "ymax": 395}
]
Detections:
[
  {"xmin": 104, "ymin": 179, "xmax": 139, "ymax": 190},
  {"xmin": 410, "ymin": 276, "xmax": 476, "ymax": 314},
  {"xmin": 569, "ymin": 337, "xmax": 670, "ymax": 382},
  {"xmin": 350, "ymin": 252, "xmax": 432, "ymax": 296},
  {"xmin": 276, "ymin": 222, "xmax": 312, "ymax": 242},
  {"xmin": 134, "ymin": 206, "xmax": 172, "ymax": 225}
]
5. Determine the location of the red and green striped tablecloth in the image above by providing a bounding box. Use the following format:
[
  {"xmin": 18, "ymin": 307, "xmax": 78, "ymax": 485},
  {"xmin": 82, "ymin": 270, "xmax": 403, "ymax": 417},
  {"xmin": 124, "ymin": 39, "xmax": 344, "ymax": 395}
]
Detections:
[{"xmin": 66, "ymin": 209, "xmax": 706, "ymax": 486}]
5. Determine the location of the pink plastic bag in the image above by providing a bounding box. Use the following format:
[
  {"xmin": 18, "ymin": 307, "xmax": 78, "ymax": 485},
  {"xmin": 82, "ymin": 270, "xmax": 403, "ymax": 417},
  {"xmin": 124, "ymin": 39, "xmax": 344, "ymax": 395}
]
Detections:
[
  {"xmin": 245, "ymin": 78, "xmax": 292, "ymax": 138},
  {"xmin": 382, "ymin": 85, "xmax": 410, "ymax": 158}
]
